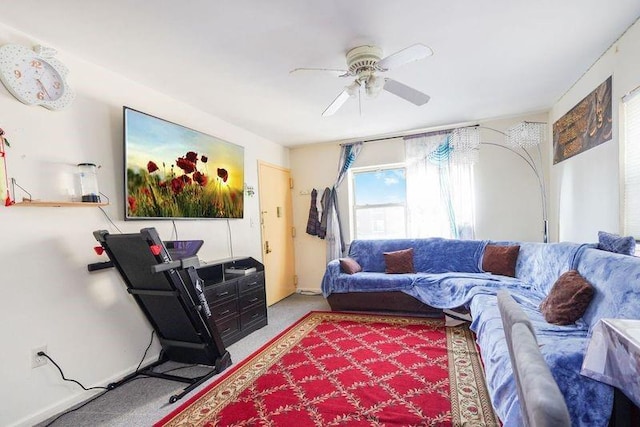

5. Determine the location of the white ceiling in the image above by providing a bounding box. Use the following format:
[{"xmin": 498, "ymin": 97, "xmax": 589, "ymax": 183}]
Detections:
[{"xmin": 0, "ymin": 1, "xmax": 639, "ymax": 146}]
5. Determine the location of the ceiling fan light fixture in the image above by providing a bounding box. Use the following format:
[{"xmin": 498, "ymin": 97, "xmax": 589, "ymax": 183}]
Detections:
[
  {"xmin": 311, "ymin": 43, "xmax": 433, "ymax": 116},
  {"xmin": 346, "ymin": 81, "xmax": 361, "ymax": 97},
  {"xmin": 365, "ymin": 75, "xmax": 385, "ymax": 97}
]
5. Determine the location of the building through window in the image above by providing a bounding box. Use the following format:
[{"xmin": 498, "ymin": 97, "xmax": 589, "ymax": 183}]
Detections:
[{"xmin": 350, "ymin": 166, "xmax": 407, "ymax": 240}]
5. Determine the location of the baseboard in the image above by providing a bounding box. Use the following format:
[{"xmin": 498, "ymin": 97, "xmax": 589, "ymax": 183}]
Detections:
[
  {"xmin": 296, "ymin": 288, "xmax": 322, "ymax": 296},
  {"xmin": 17, "ymin": 352, "xmax": 161, "ymax": 427}
]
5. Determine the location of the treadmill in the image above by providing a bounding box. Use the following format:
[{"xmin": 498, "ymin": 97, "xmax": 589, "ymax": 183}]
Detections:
[{"xmin": 91, "ymin": 227, "xmax": 231, "ymax": 403}]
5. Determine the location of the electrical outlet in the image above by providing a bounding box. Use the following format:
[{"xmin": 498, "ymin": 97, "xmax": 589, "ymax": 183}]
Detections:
[{"xmin": 31, "ymin": 345, "xmax": 47, "ymax": 368}]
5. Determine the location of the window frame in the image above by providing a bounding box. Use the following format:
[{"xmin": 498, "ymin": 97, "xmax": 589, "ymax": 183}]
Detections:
[
  {"xmin": 348, "ymin": 163, "xmax": 407, "ymax": 241},
  {"xmin": 623, "ymin": 87, "xmax": 640, "ymax": 241}
]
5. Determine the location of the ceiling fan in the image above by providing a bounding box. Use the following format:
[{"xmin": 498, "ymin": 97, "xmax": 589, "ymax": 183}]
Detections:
[{"xmin": 291, "ymin": 43, "xmax": 433, "ymax": 116}]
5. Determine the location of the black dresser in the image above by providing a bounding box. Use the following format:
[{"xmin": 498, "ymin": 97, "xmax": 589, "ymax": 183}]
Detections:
[{"xmin": 197, "ymin": 257, "xmax": 267, "ymax": 347}]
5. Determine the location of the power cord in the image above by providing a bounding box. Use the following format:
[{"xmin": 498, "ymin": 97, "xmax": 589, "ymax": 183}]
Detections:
[
  {"xmin": 171, "ymin": 220, "xmax": 179, "ymax": 241},
  {"xmin": 38, "ymin": 352, "xmax": 109, "ymax": 392},
  {"xmin": 226, "ymin": 219, "xmax": 234, "ymax": 259},
  {"xmin": 41, "ymin": 330, "xmax": 155, "ymax": 426},
  {"xmin": 98, "ymin": 205, "xmax": 123, "ymax": 234},
  {"xmin": 42, "ymin": 389, "xmax": 108, "ymax": 427},
  {"xmin": 134, "ymin": 330, "xmax": 155, "ymax": 373}
]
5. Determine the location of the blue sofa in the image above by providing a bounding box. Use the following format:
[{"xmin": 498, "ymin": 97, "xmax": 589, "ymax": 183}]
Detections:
[{"xmin": 321, "ymin": 238, "xmax": 640, "ymax": 426}]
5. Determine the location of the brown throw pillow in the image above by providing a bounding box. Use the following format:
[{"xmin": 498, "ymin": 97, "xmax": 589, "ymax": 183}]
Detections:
[
  {"xmin": 383, "ymin": 248, "xmax": 415, "ymax": 274},
  {"xmin": 540, "ymin": 270, "xmax": 595, "ymax": 325},
  {"xmin": 482, "ymin": 245, "xmax": 520, "ymax": 277},
  {"xmin": 339, "ymin": 257, "xmax": 362, "ymax": 274}
]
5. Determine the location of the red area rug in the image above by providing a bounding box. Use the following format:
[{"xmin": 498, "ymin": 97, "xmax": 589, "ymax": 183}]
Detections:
[{"xmin": 156, "ymin": 311, "xmax": 498, "ymax": 426}]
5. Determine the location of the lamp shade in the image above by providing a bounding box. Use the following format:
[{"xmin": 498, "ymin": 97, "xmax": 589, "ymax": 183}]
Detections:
[
  {"xmin": 507, "ymin": 122, "xmax": 546, "ymax": 148},
  {"xmin": 450, "ymin": 127, "xmax": 480, "ymax": 152}
]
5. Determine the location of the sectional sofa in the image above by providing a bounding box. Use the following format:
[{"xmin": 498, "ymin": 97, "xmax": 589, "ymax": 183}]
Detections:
[{"xmin": 320, "ymin": 237, "xmax": 640, "ymax": 426}]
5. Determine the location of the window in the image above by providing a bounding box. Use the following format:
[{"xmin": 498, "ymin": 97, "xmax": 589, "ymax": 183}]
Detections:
[
  {"xmin": 351, "ymin": 166, "xmax": 407, "ymax": 239},
  {"xmin": 623, "ymin": 88, "xmax": 640, "ymax": 237}
]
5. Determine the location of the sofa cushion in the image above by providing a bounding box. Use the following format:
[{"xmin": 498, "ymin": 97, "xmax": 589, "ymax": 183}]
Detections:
[
  {"xmin": 540, "ymin": 270, "xmax": 594, "ymax": 325},
  {"xmin": 514, "ymin": 242, "xmax": 586, "ymax": 296},
  {"xmin": 483, "ymin": 245, "xmax": 519, "ymax": 277},
  {"xmin": 348, "ymin": 238, "xmax": 487, "ymax": 273},
  {"xmin": 597, "ymin": 231, "xmax": 636, "ymax": 255},
  {"xmin": 339, "ymin": 257, "xmax": 362, "ymax": 274},
  {"xmin": 577, "ymin": 247, "xmax": 640, "ymax": 329},
  {"xmin": 384, "ymin": 248, "xmax": 415, "ymax": 274}
]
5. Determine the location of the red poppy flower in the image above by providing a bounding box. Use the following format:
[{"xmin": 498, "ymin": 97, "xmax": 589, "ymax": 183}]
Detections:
[
  {"xmin": 142, "ymin": 188, "xmax": 151, "ymax": 197},
  {"xmin": 147, "ymin": 161, "xmax": 159, "ymax": 173},
  {"xmin": 201, "ymin": 155, "xmax": 208, "ymax": 163},
  {"xmin": 217, "ymin": 168, "xmax": 228, "ymax": 182},
  {"xmin": 181, "ymin": 174, "xmax": 192, "ymax": 185},
  {"xmin": 128, "ymin": 196, "xmax": 137, "ymax": 212},
  {"xmin": 193, "ymin": 171, "xmax": 207, "ymax": 186},
  {"xmin": 171, "ymin": 177, "xmax": 185, "ymax": 194},
  {"xmin": 159, "ymin": 181, "xmax": 167, "ymax": 188},
  {"xmin": 185, "ymin": 151, "xmax": 198, "ymax": 163},
  {"xmin": 176, "ymin": 157, "xmax": 196, "ymax": 174}
]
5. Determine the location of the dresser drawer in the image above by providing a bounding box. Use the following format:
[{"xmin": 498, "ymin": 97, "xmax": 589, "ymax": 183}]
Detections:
[
  {"xmin": 205, "ymin": 279, "xmax": 237, "ymax": 301},
  {"xmin": 239, "ymin": 288, "xmax": 265, "ymax": 311},
  {"xmin": 238, "ymin": 272, "xmax": 264, "ymax": 293},
  {"xmin": 241, "ymin": 303, "xmax": 266, "ymax": 327},
  {"xmin": 210, "ymin": 298, "xmax": 238, "ymax": 321},
  {"xmin": 216, "ymin": 315, "xmax": 240, "ymax": 340}
]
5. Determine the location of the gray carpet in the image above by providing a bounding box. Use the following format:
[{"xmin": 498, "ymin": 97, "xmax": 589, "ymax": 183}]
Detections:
[{"xmin": 38, "ymin": 293, "xmax": 330, "ymax": 427}]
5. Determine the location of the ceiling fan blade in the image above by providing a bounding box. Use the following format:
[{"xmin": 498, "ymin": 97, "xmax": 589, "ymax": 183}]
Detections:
[
  {"xmin": 376, "ymin": 43, "xmax": 433, "ymax": 71},
  {"xmin": 322, "ymin": 89, "xmax": 351, "ymax": 116},
  {"xmin": 290, "ymin": 67, "xmax": 351, "ymax": 77},
  {"xmin": 383, "ymin": 79, "xmax": 430, "ymax": 106}
]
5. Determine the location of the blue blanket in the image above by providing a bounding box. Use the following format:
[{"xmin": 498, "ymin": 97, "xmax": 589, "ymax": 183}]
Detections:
[
  {"xmin": 471, "ymin": 292, "xmax": 613, "ymax": 426},
  {"xmin": 321, "ymin": 239, "xmax": 622, "ymax": 426}
]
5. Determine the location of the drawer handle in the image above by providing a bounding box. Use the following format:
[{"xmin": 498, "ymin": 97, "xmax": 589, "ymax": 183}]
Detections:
[
  {"xmin": 222, "ymin": 327, "xmax": 231, "ymax": 333},
  {"xmin": 218, "ymin": 291, "xmax": 229, "ymax": 297},
  {"xmin": 247, "ymin": 281, "xmax": 258, "ymax": 286},
  {"xmin": 251, "ymin": 313, "xmax": 260, "ymax": 319},
  {"xmin": 219, "ymin": 309, "xmax": 231, "ymax": 316},
  {"xmin": 248, "ymin": 297, "xmax": 259, "ymax": 303}
]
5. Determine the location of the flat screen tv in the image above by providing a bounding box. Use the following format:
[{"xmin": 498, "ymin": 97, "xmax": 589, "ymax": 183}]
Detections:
[{"xmin": 124, "ymin": 107, "xmax": 244, "ymax": 219}]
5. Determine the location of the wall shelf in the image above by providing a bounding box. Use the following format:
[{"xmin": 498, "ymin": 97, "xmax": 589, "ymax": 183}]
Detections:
[{"xmin": 12, "ymin": 199, "xmax": 108, "ymax": 207}]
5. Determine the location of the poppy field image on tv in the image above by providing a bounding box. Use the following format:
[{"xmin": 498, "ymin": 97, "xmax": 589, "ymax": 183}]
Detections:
[{"xmin": 124, "ymin": 107, "xmax": 244, "ymax": 219}]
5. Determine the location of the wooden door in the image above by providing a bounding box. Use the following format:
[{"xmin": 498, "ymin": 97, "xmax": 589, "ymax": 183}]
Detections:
[{"xmin": 258, "ymin": 162, "xmax": 296, "ymax": 305}]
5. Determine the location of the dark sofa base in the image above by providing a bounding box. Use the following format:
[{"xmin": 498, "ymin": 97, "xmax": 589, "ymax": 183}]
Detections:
[{"xmin": 326, "ymin": 291, "xmax": 443, "ymax": 317}]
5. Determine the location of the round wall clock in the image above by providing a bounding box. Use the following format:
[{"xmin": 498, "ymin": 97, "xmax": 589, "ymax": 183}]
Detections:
[{"xmin": 0, "ymin": 44, "xmax": 74, "ymax": 110}]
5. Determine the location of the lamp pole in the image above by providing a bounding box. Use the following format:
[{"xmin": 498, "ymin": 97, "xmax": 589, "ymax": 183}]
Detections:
[{"xmin": 479, "ymin": 127, "xmax": 549, "ymax": 243}]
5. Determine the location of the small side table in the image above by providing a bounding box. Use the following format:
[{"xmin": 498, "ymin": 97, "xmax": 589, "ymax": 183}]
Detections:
[{"xmin": 581, "ymin": 318, "xmax": 640, "ymax": 425}]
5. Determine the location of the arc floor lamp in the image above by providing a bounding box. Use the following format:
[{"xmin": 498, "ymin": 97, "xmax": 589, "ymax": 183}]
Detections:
[{"xmin": 450, "ymin": 122, "xmax": 549, "ymax": 243}]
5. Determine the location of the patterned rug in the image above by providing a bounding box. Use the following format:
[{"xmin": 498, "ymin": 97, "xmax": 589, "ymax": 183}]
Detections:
[{"xmin": 155, "ymin": 311, "xmax": 498, "ymax": 426}]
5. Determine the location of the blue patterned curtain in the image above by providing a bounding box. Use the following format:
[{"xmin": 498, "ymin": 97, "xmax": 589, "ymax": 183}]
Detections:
[
  {"xmin": 326, "ymin": 142, "xmax": 363, "ymax": 262},
  {"xmin": 405, "ymin": 134, "xmax": 475, "ymax": 239},
  {"xmin": 429, "ymin": 139, "xmax": 458, "ymax": 238}
]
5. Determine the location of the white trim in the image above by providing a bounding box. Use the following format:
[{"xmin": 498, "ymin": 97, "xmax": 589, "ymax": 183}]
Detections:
[{"xmin": 622, "ymin": 85, "xmax": 640, "ymax": 103}]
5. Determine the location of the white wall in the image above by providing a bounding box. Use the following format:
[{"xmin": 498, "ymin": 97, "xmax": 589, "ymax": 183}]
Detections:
[
  {"xmin": 289, "ymin": 138, "xmax": 405, "ymax": 293},
  {"xmin": 0, "ymin": 23, "xmax": 288, "ymax": 427},
  {"xmin": 474, "ymin": 113, "xmax": 550, "ymax": 242},
  {"xmin": 290, "ymin": 112, "xmax": 550, "ymax": 294},
  {"xmin": 550, "ymin": 19, "xmax": 640, "ymax": 242}
]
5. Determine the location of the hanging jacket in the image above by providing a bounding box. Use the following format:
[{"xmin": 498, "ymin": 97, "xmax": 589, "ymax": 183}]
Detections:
[
  {"xmin": 305, "ymin": 188, "xmax": 321, "ymax": 236},
  {"xmin": 318, "ymin": 187, "xmax": 331, "ymax": 239}
]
